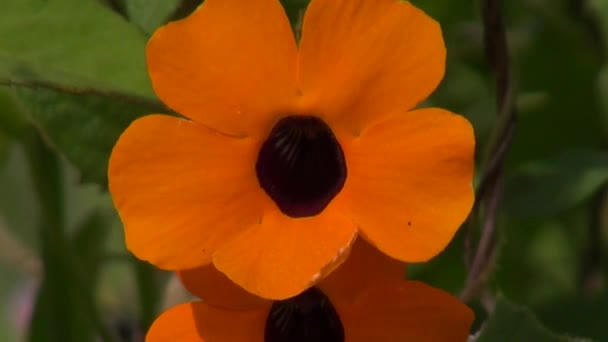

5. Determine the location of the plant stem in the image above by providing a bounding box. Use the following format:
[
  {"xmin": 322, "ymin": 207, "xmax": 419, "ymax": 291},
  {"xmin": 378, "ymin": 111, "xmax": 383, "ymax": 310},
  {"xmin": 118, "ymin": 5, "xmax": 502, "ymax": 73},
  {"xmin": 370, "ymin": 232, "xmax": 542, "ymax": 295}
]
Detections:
[
  {"xmin": 134, "ymin": 258, "xmax": 163, "ymax": 331},
  {"xmin": 24, "ymin": 129, "xmax": 118, "ymax": 342},
  {"xmin": 461, "ymin": 0, "xmax": 518, "ymax": 304}
]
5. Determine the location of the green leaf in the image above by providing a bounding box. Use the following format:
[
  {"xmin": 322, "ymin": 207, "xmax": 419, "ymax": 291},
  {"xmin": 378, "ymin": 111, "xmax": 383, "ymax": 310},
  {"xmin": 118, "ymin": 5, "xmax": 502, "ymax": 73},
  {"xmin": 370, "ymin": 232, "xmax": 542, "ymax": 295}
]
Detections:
[
  {"xmin": 503, "ymin": 149, "xmax": 608, "ymax": 217},
  {"xmin": 280, "ymin": 0, "xmax": 309, "ymax": 34},
  {"xmin": 0, "ymin": 88, "xmax": 27, "ymax": 138},
  {"xmin": 125, "ymin": 0, "xmax": 181, "ymax": 34},
  {"xmin": 475, "ymin": 296, "xmax": 591, "ymax": 342},
  {"xmin": 17, "ymin": 87, "xmax": 154, "ymax": 185},
  {"xmin": 537, "ymin": 291, "xmax": 608, "ymax": 341},
  {"xmin": 0, "ymin": 0, "xmax": 153, "ymax": 98}
]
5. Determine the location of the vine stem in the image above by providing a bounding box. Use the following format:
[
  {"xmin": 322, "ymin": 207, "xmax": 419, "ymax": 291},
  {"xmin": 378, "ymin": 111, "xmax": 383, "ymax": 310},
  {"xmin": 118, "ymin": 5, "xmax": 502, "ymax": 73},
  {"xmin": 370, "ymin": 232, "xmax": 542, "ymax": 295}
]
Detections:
[{"xmin": 460, "ymin": 0, "xmax": 518, "ymax": 304}]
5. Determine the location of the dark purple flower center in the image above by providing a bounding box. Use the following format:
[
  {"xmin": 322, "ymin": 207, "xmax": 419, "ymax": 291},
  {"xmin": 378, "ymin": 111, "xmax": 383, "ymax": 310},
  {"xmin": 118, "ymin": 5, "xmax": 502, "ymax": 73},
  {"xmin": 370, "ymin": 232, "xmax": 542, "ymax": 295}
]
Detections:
[
  {"xmin": 256, "ymin": 116, "xmax": 347, "ymax": 218},
  {"xmin": 264, "ymin": 287, "xmax": 344, "ymax": 342}
]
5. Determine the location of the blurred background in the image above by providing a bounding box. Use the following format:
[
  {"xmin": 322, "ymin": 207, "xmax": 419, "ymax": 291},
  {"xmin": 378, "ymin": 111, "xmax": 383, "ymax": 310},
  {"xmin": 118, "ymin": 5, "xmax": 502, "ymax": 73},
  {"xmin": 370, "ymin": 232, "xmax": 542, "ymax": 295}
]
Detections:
[{"xmin": 1, "ymin": 0, "xmax": 608, "ymax": 341}]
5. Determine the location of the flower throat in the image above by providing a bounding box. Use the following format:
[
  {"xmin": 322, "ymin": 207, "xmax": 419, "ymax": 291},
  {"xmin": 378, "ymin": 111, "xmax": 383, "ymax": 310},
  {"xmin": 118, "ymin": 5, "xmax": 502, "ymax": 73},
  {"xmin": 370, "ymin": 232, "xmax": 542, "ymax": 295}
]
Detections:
[
  {"xmin": 255, "ymin": 115, "xmax": 347, "ymax": 218},
  {"xmin": 265, "ymin": 287, "xmax": 344, "ymax": 342}
]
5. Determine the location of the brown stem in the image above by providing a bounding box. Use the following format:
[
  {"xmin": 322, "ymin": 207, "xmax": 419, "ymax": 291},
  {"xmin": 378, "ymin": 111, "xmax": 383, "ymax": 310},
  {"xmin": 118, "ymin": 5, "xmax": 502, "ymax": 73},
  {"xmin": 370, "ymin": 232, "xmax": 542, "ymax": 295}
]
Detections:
[
  {"xmin": 578, "ymin": 188, "xmax": 606, "ymax": 291},
  {"xmin": 460, "ymin": 0, "xmax": 518, "ymax": 304}
]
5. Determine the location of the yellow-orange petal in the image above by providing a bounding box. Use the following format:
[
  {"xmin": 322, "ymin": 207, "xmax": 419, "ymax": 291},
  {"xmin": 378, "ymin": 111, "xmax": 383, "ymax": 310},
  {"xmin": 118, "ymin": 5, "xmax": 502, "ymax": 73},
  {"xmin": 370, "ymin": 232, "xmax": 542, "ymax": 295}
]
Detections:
[
  {"xmin": 341, "ymin": 108, "xmax": 475, "ymax": 262},
  {"xmin": 147, "ymin": 0, "xmax": 298, "ymax": 137},
  {"xmin": 341, "ymin": 281, "xmax": 474, "ymax": 342},
  {"xmin": 108, "ymin": 114, "xmax": 265, "ymax": 270},
  {"xmin": 146, "ymin": 302, "xmax": 269, "ymax": 342},
  {"xmin": 179, "ymin": 264, "xmax": 270, "ymax": 311},
  {"xmin": 319, "ymin": 238, "xmax": 406, "ymax": 305},
  {"xmin": 213, "ymin": 202, "xmax": 358, "ymax": 300},
  {"xmin": 298, "ymin": 0, "xmax": 445, "ymax": 136}
]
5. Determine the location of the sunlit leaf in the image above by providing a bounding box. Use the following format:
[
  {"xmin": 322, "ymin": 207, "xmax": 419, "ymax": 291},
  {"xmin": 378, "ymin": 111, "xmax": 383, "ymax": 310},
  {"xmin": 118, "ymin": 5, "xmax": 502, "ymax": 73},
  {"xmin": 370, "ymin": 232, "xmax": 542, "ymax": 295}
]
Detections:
[
  {"xmin": 0, "ymin": 0, "xmax": 153, "ymax": 98},
  {"xmin": 17, "ymin": 87, "xmax": 153, "ymax": 185}
]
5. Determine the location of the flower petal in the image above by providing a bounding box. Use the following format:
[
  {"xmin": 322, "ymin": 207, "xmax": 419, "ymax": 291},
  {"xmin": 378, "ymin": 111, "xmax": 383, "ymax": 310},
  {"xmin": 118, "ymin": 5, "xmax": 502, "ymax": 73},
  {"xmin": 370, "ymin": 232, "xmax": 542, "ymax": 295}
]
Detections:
[
  {"xmin": 319, "ymin": 238, "xmax": 406, "ymax": 304},
  {"xmin": 298, "ymin": 0, "xmax": 445, "ymax": 135},
  {"xmin": 109, "ymin": 114, "xmax": 266, "ymax": 270},
  {"xmin": 213, "ymin": 203, "xmax": 358, "ymax": 300},
  {"xmin": 146, "ymin": 302, "xmax": 268, "ymax": 342},
  {"xmin": 147, "ymin": 0, "xmax": 298, "ymax": 137},
  {"xmin": 179, "ymin": 264, "xmax": 270, "ymax": 311},
  {"xmin": 342, "ymin": 108, "xmax": 475, "ymax": 262},
  {"xmin": 341, "ymin": 281, "xmax": 474, "ymax": 342}
]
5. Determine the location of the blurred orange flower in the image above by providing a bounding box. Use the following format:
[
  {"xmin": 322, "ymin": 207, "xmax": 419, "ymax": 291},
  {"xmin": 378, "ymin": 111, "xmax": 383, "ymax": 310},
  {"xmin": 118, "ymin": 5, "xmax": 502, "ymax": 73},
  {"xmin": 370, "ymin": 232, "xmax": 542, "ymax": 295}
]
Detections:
[
  {"xmin": 109, "ymin": 0, "xmax": 475, "ymax": 299},
  {"xmin": 147, "ymin": 240, "xmax": 474, "ymax": 342}
]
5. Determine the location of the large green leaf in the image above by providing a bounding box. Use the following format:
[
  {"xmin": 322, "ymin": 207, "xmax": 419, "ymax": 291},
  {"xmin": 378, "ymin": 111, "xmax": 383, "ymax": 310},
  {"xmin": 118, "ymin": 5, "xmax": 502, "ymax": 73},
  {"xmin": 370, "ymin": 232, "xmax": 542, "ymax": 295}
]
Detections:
[
  {"xmin": 475, "ymin": 296, "xmax": 590, "ymax": 342},
  {"xmin": 0, "ymin": 0, "xmax": 153, "ymax": 98},
  {"xmin": 17, "ymin": 87, "xmax": 155, "ymax": 185},
  {"xmin": 503, "ymin": 149, "xmax": 608, "ymax": 217},
  {"xmin": 537, "ymin": 291, "xmax": 608, "ymax": 341}
]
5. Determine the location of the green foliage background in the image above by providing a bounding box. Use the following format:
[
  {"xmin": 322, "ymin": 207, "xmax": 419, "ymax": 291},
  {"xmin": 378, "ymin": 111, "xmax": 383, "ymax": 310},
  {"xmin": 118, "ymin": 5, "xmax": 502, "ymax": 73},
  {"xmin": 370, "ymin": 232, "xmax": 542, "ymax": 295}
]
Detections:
[{"xmin": 0, "ymin": 0, "xmax": 607, "ymax": 341}]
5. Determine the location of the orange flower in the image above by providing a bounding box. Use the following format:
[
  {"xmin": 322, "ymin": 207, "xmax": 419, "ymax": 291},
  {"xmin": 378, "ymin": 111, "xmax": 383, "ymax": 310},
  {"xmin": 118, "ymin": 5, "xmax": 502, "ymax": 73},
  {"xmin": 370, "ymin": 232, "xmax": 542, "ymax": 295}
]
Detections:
[
  {"xmin": 109, "ymin": 0, "xmax": 475, "ymax": 299},
  {"xmin": 147, "ymin": 240, "xmax": 474, "ymax": 342}
]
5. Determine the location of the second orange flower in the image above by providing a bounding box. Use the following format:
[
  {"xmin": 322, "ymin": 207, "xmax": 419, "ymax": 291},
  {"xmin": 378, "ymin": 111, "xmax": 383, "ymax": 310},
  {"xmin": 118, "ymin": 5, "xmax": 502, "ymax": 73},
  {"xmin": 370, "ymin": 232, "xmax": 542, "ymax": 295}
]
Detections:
[{"xmin": 109, "ymin": 0, "xmax": 475, "ymax": 299}]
